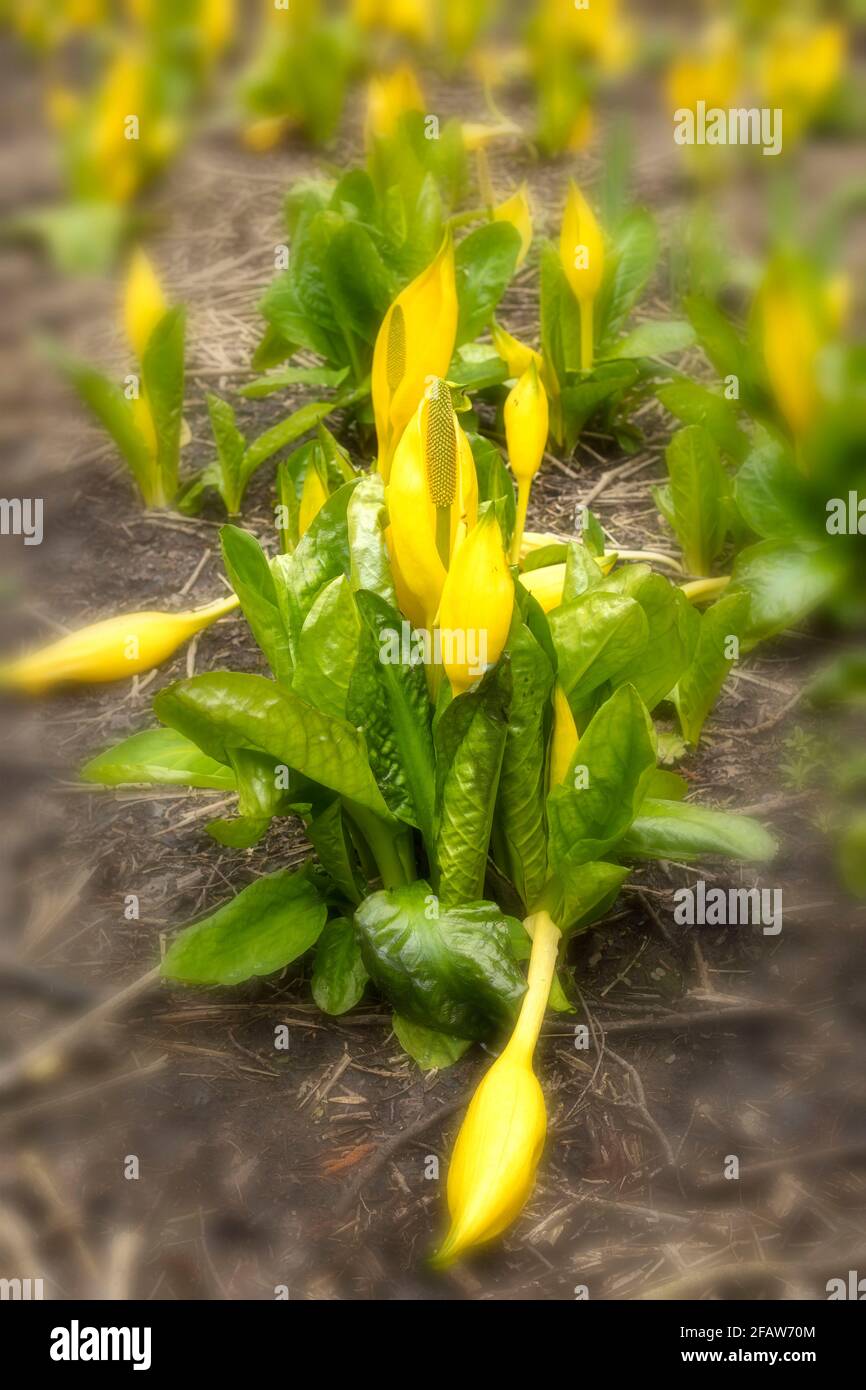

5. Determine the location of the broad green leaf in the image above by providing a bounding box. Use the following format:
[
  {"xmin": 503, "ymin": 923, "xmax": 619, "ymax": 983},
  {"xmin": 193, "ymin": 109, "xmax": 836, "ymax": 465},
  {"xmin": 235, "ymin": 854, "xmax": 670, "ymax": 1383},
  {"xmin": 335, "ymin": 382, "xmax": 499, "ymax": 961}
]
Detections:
[
  {"xmin": 548, "ymin": 684, "xmax": 657, "ymax": 870},
  {"xmin": 206, "ymin": 746, "xmax": 287, "ymax": 848},
  {"xmin": 548, "ymin": 592, "xmax": 648, "ymax": 707},
  {"xmin": 220, "ymin": 525, "xmax": 292, "ymax": 685},
  {"xmin": 455, "ymin": 222, "xmax": 521, "ymax": 345},
  {"xmin": 162, "ymin": 868, "xmax": 327, "ymax": 985},
  {"xmin": 392, "ymin": 1014, "xmax": 471, "ymax": 1069},
  {"xmin": 312, "ymin": 917, "xmax": 369, "ymax": 1014},
  {"xmin": 657, "ymin": 380, "xmax": 749, "ymax": 464},
  {"xmin": 434, "ymin": 659, "xmax": 511, "ymax": 907},
  {"xmin": 559, "ymin": 365, "xmax": 638, "ymax": 450},
  {"xmin": 323, "ymin": 221, "xmax": 395, "ymax": 345},
  {"xmin": 597, "ymin": 208, "xmax": 659, "ymax": 350},
  {"xmin": 541, "ymin": 860, "xmax": 631, "ymax": 937},
  {"xmin": 619, "ymin": 798, "xmax": 778, "ymax": 862},
  {"xmin": 730, "ymin": 540, "xmax": 844, "ymax": 646},
  {"xmin": 243, "ymin": 398, "xmax": 342, "ymax": 477},
  {"xmin": 81, "ymin": 727, "xmax": 236, "ymax": 790},
  {"xmin": 154, "ymin": 671, "xmax": 392, "ymax": 819},
  {"xmin": 540, "ymin": 240, "xmax": 583, "ymax": 380},
  {"xmin": 495, "ymin": 623, "xmax": 554, "ymax": 911},
  {"xmin": 355, "ymin": 882, "xmax": 525, "ymax": 1040},
  {"xmin": 141, "ymin": 307, "xmax": 185, "ymax": 505},
  {"xmin": 672, "ymin": 592, "xmax": 751, "ymax": 745},
  {"xmin": 207, "ymin": 394, "xmax": 247, "ymax": 514},
  {"xmin": 469, "ymin": 433, "xmax": 517, "ymax": 550},
  {"xmin": 605, "ymin": 572, "xmax": 698, "ymax": 711},
  {"xmin": 644, "ymin": 769, "xmax": 688, "ymax": 801},
  {"xmin": 664, "ymin": 425, "xmax": 729, "ymax": 576},
  {"xmin": 608, "ymin": 319, "xmax": 695, "ymax": 360},
  {"xmin": 734, "ymin": 438, "xmax": 816, "ymax": 542},
  {"xmin": 272, "ymin": 480, "xmax": 356, "ymax": 654},
  {"xmin": 685, "ymin": 293, "xmax": 747, "ymax": 384},
  {"xmin": 49, "ymin": 345, "xmax": 152, "ymax": 501},
  {"xmin": 307, "ymin": 798, "xmax": 366, "ymax": 905},
  {"xmin": 562, "ymin": 542, "xmax": 604, "ymax": 602},
  {"xmin": 293, "ymin": 575, "xmax": 361, "ymax": 719},
  {"xmin": 347, "ymin": 591, "xmax": 436, "ymax": 847},
  {"xmin": 347, "ymin": 474, "xmax": 398, "ymax": 605},
  {"xmin": 240, "ymin": 365, "xmax": 350, "ymax": 400}
]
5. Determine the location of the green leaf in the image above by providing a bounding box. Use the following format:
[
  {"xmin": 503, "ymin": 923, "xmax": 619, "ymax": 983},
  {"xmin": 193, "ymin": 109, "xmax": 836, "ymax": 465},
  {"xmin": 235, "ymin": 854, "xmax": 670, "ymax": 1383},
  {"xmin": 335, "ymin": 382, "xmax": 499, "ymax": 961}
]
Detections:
[
  {"xmin": 292, "ymin": 575, "xmax": 361, "ymax": 719},
  {"xmin": 323, "ymin": 221, "xmax": 395, "ymax": 346},
  {"xmin": 657, "ymin": 380, "xmax": 749, "ymax": 464},
  {"xmin": 307, "ymin": 798, "xmax": 366, "ymax": 905},
  {"xmin": 207, "ymin": 394, "xmax": 247, "ymax": 514},
  {"xmin": 240, "ymin": 365, "xmax": 350, "ymax": 400},
  {"xmin": 455, "ymin": 222, "xmax": 521, "ymax": 345},
  {"xmin": 243, "ymin": 398, "xmax": 345, "ymax": 477},
  {"xmin": 540, "ymin": 240, "xmax": 583, "ymax": 379},
  {"xmin": 541, "ymin": 860, "xmax": 631, "ymax": 937},
  {"xmin": 562, "ymin": 542, "xmax": 604, "ymax": 602},
  {"xmin": 272, "ymin": 480, "xmax": 356, "ymax": 655},
  {"xmin": 603, "ymin": 571, "xmax": 698, "ymax": 711},
  {"xmin": 48, "ymin": 344, "xmax": 153, "ymax": 501},
  {"xmin": 734, "ymin": 438, "xmax": 816, "ymax": 542},
  {"xmin": 663, "ymin": 425, "xmax": 729, "ymax": 575},
  {"xmin": 162, "ymin": 868, "xmax": 327, "ymax": 985},
  {"xmin": 220, "ymin": 525, "xmax": 292, "ymax": 685},
  {"xmin": 312, "ymin": 917, "xmax": 369, "ymax": 1014},
  {"xmin": 347, "ymin": 591, "xmax": 436, "ymax": 847},
  {"xmin": 435, "ymin": 659, "xmax": 512, "ymax": 907},
  {"xmin": 608, "ymin": 319, "xmax": 695, "ymax": 359},
  {"xmin": 7, "ymin": 202, "xmax": 129, "ymax": 275},
  {"xmin": 644, "ymin": 769, "xmax": 688, "ymax": 801},
  {"xmin": 347, "ymin": 473, "xmax": 398, "ymax": 605},
  {"xmin": 495, "ymin": 623, "xmax": 554, "ymax": 911},
  {"xmin": 685, "ymin": 294, "xmax": 747, "ymax": 384},
  {"xmin": 620, "ymin": 798, "xmax": 778, "ymax": 863},
  {"xmin": 730, "ymin": 540, "xmax": 844, "ymax": 646},
  {"xmin": 81, "ymin": 727, "xmax": 236, "ymax": 790},
  {"xmin": 469, "ymin": 433, "xmax": 516, "ymax": 549},
  {"xmin": 597, "ymin": 208, "xmax": 659, "ymax": 350},
  {"xmin": 141, "ymin": 306, "xmax": 185, "ymax": 505},
  {"xmin": 672, "ymin": 592, "xmax": 751, "ymax": 745},
  {"xmin": 392, "ymin": 1014, "xmax": 472, "ymax": 1069},
  {"xmin": 548, "ymin": 592, "xmax": 649, "ymax": 707},
  {"xmin": 355, "ymin": 882, "xmax": 525, "ymax": 1040},
  {"xmin": 154, "ymin": 671, "xmax": 392, "ymax": 819},
  {"xmin": 548, "ymin": 684, "xmax": 657, "ymax": 870}
]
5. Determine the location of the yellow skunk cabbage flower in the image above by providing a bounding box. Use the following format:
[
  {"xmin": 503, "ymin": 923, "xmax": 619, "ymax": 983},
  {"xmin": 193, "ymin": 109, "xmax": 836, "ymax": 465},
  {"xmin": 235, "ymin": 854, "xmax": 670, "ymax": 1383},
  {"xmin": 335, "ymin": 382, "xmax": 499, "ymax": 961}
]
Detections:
[
  {"xmin": 437, "ymin": 509, "xmax": 513, "ymax": 696},
  {"xmin": 758, "ymin": 20, "xmax": 844, "ymax": 144},
  {"xmin": 353, "ymin": 0, "xmax": 431, "ymax": 43},
  {"xmin": 434, "ymin": 910, "xmax": 561, "ymax": 1266},
  {"xmin": 665, "ymin": 22, "xmax": 741, "ymax": 121},
  {"xmin": 372, "ymin": 237, "xmax": 458, "ymax": 480},
  {"xmin": 298, "ymin": 461, "xmax": 329, "ymax": 537},
  {"xmin": 200, "ymin": 0, "xmax": 235, "ymax": 62},
  {"xmin": 560, "ymin": 182, "xmax": 604, "ymax": 372},
  {"xmin": 759, "ymin": 268, "xmax": 825, "ymax": 441},
  {"xmin": 242, "ymin": 116, "xmax": 290, "ymax": 152},
  {"xmin": 494, "ymin": 184, "xmax": 533, "ymax": 269},
  {"xmin": 366, "ymin": 64, "xmax": 425, "ymax": 145},
  {"xmin": 505, "ymin": 362, "xmax": 548, "ymax": 563},
  {"xmin": 387, "ymin": 384, "xmax": 478, "ymax": 630},
  {"xmin": 548, "ymin": 683, "xmax": 578, "ymax": 790},
  {"xmin": 0, "ymin": 595, "xmax": 239, "ymax": 695},
  {"xmin": 518, "ymin": 562, "xmax": 565, "ymax": 614},
  {"xmin": 491, "ymin": 320, "xmax": 543, "ymax": 380},
  {"xmin": 124, "ymin": 248, "xmax": 166, "ymax": 361}
]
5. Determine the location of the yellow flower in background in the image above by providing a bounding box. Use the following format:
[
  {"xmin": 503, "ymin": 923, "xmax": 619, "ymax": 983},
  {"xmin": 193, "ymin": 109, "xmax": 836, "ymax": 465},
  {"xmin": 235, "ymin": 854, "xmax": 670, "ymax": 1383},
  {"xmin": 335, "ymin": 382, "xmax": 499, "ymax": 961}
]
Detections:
[
  {"xmin": 386, "ymin": 383, "xmax": 478, "ymax": 630},
  {"xmin": 0, "ymin": 595, "xmax": 240, "ymax": 695},
  {"xmin": 758, "ymin": 20, "xmax": 845, "ymax": 144},
  {"xmin": 665, "ymin": 21, "xmax": 741, "ymax": 118},
  {"xmin": 437, "ymin": 509, "xmax": 513, "ymax": 696},
  {"xmin": 124, "ymin": 248, "xmax": 167, "ymax": 361},
  {"xmin": 365, "ymin": 64, "xmax": 425, "ymax": 146},
  {"xmin": 433, "ymin": 910, "xmax": 561, "ymax": 1266},
  {"xmin": 548, "ymin": 683, "xmax": 578, "ymax": 790},
  {"xmin": 493, "ymin": 184, "xmax": 533, "ymax": 268},
  {"xmin": 353, "ymin": 0, "xmax": 432, "ymax": 43},
  {"xmin": 200, "ymin": 0, "xmax": 235, "ymax": 61},
  {"xmin": 90, "ymin": 48, "xmax": 147, "ymax": 203},
  {"xmin": 517, "ymin": 561, "xmax": 565, "ymax": 614},
  {"xmin": 64, "ymin": 0, "xmax": 107, "ymax": 28},
  {"xmin": 559, "ymin": 182, "xmax": 604, "ymax": 371},
  {"xmin": 372, "ymin": 236, "xmax": 458, "ymax": 481},
  {"xmin": 45, "ymin": 84, "xmax": 81, "ymax": 131},
  {"xmin": 505, "ymin": 362, "xmax": 548, "ymax": 563},
  {"xmin": 298, "ymin": 461, "xmax": 330, "ymax": 537},
  {"xmin": 242, "ymin": 116, "xmax": 290, "ymax": 152},
  {"xmin": 461, "ymin": 118, "xmax": 521, "ymax": 152},
  {"xmin": 759, "ymin": 267, "xmax": 825, "ymax": 442},
  {"xmin": 491, "ymin": 320, "xmax": 543, "ymax": 380}
]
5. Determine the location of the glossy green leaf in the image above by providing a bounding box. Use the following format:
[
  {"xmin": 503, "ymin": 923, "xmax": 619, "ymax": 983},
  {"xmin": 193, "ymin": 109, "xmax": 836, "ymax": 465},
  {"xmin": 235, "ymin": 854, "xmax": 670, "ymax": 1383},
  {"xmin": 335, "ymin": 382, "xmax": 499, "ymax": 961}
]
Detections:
[
  {"xmin": 293, "ymin": 575, "xmax": 361, "ymax": 719},
  {"xmin": 562, "ymin": 542, "xmax": 604, "ymax": 602},
  {"xmin": 392, "ymin": 1014, "xmax": 472, "ymax": 1069},
  {"xmin": 597, "ymin": 208, "xmax": 659, "ymax": 350},
  {"xmin": 541, "ymin": 860, "xmax": 631, "ymax": 937},
  {"xmin": 162, "ymin": 868, "xmax": 327, "ymax": 985},
  {"xmin": 734, "ymin": 438, "xmax": 816, "ymax": 542},
  {"xmin": 604, "ymin": 571, "xmax": 698, "ymax": 711},
  {"xmin": 272, "ymin": 480, "xmax": 356, "ymax": 654},
  {"xmin": 730, "ymin": 540, "xmax": 844, "ymax": 646},
  {"xmin": 220, "ymin": 525, "xmax": 292, "ymax": 685},
  {"xmin": 240, "ymin": 364, "xmax": 350, "ymax": 400},
  {"xmin": 672, "ymin": 591, "xmax": 751, "ymax": 745},
  {"xmin": 355, "ymin": 882, "xmax": 525, "ymax": 1040},
  {"xmin": 455, "ymin": 221, "xmax": 521, "ymax": 345},
  {"xmin": 141, "ymin": 306, "xmax": 185, "ymax": 505},
  {"xmin": 663, "ymin": 425, "xmax": 729, "ymax": 575},
  {"xmin": 207, "ymin": 394, "xmax": 247, "ymax": 514},
  {"xmin": 312, "ymin": 917, "xmax": 369, "ymax": 1014},
  {"xmin": 619, "ymin": 798, "xmax": 778, "ymax": 862},
  {"xmin": 657, "ymin": 380, "xmax": 749, "ymax": 463},
  {"xmin": 608, "ymin": 319, "xmax": 695, "ymax": 359},
  {"xmin": 49, "ymin": 345, "xmax": 153, "ymax": 501},
  {"xmin": 347, "ymin": 473, "xmax": 398, "ymax": 605},
  {"xmin": 307, "ymin": 798, "xmax": 366, "ymax": 905},
  {"xmin": 495, "ymin": 623, "xmax": 554, "ymax": 911},
  {"xmin": 81, "ymin": 727, "xmax": 236, "ymax": 790},
  {"xmin": 548, "ymin": 684, "xmax": 656, "ymax": 870},
  {"xmin": 548, "ymin": 592, "xmax": 648, "ymax": 707}
]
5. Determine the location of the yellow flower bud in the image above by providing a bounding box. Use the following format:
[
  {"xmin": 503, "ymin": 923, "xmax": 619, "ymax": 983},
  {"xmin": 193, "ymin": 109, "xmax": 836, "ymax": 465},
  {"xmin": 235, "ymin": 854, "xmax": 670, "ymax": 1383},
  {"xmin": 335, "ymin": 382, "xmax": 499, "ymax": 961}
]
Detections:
[
  {"xmin": 759, "ymin": 269, "xmax": 823, "ymax": 439},
  {"xmin": 491, "ymin": 320, "xmax": 543, "ymax": 380},
  {"xmin": 298, "ymin": 462, "xmax": 330, "ymax": 537},
  {"xmin": 493, "ymin": 183, "xmax": 533, "ymax": 269},
  {"xmin": 365, "ymin": 63, "xmax": 424, "ymax": 145},
  {"xmin": 0, "ymin": 595, "xmax": 239, "ymax": 694},
  {"xmin": 372, "ymin": 237, "xmax": 459, "ymax": 480},
  {"xmin": 517, "ymin": 561, "xmax": 565, "ymax": 614},
  {"xmin": 436, "ymin": 509, "xmax": 513, "ymax": 696},
  {"xmin": 548, "ymin": 682, "xmax": 578, "ymax": 790},
  {"xmin": 559, "ymin": 180, "xmax": 604, "ymax": 306},
  {"xmin": 434, "ymin": 910, "xmax": 561, "ymax": 1266},
  {"xmin": 124, "ymin": 248, "xmax": 167, "ymax": 363},
  {"xmin": 200, "ymin": 0, "xmax": 234, "ymax": 61},
  {"xmin": 505, "ymin": 361, "xmax": 548, "ymax": 485}
]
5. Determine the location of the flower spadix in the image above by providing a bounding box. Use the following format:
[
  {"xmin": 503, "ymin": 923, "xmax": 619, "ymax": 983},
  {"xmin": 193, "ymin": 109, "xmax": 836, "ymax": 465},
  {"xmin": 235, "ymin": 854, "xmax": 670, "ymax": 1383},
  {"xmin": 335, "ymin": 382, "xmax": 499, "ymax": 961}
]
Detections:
[
  {"xmin": 373, "ymin": 236, "xmax": 458, "ymax": 480},
  {"xmin": 559, "ymin": 181, "xmax": 604, "ymax": 371},
  {"xmin": 433, "ymin": 910, "xmax": 561, "ymax": 1266},
  {"xmin": 436, "ymin": 508, "xmax": 513, "ymax": 696},
  {"xmin": 0, "ymin": 594, "xmax": 239, "ymax": 694}
]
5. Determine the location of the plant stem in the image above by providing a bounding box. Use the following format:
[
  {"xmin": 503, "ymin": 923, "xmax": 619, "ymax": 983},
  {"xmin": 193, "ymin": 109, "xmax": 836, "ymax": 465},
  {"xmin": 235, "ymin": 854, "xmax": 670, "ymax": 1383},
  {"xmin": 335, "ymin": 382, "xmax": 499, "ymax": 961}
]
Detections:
[
  {"xmin": 511, "ymin": 477, "xmax": 531, "ymax": 565},
  {"xmin": 580, "ymin": 299, "xmax": 594, "ymax": 373},
  {"xmin": 680, "ymin": 575, "xmax": 732, "ymax": 604},
  {"xmin": 435, "ymin": 504, "xmax": 451, "ymax": 570},
  {"xmin": 346, "ymin": 804, "xmax": 410, "ymax": 890},
  {"xmin": 508, "ymin": 910, "xmax": 562, "ymax": 1063}
]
